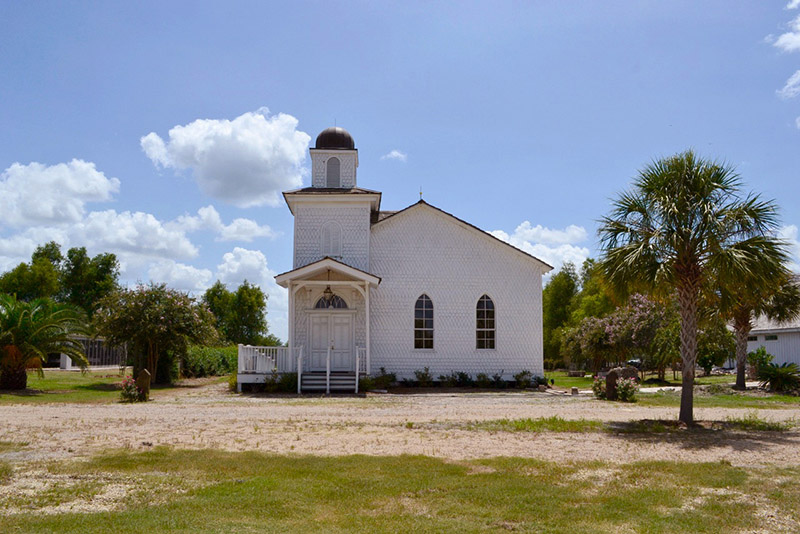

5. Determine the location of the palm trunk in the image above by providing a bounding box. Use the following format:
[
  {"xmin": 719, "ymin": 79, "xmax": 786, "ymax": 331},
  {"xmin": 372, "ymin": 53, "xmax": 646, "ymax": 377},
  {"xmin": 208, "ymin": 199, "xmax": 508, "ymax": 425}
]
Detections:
[
  {"xmin": 0, "ymin": 363, "xmax": 28, "ymax": 390},
  {"xmin": 733, "ymin": 312, "xmax": 750, "ymax": 390},
  {"xmin": 677, "ymin": 272, "xmax": 700, "ymax": 425}
]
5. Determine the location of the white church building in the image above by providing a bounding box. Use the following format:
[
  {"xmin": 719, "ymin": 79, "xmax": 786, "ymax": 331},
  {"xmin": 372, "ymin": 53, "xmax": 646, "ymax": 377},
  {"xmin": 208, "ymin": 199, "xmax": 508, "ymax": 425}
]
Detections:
[{"xmin": 237, "ymin": 127, "xmax": 552, "ymax": 392}]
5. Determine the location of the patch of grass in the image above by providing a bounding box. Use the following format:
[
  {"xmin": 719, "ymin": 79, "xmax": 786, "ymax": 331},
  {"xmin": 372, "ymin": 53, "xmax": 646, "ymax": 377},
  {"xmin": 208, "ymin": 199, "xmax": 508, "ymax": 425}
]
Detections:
[
  {"xmin": 638, "ymin": 390, "xmax": 800, "ymax": 409},
  {"xmin": 726, "ymin": 412, "xmax": 794, "ymax": 432},
  {"xmin": 0, "ymin": 461, "xmax": 11, "ymax": 484},
  {"xmin": 0, "ymin": 440, "xmax": 29, "ymax": 452},
  {"xmin": 0, "ymin": 370, "xmax": 186, "ymax": 405},
  {"xmin": 469, "ymin": 416, "xmax": 604, "ymax": 433},
  {"xmin": 545, "ymin": 371, "xmax": 594, "ymax": 389},
  {"xmin": 2, "ymin": 449, "xmax": 799, "ymax": 532}
]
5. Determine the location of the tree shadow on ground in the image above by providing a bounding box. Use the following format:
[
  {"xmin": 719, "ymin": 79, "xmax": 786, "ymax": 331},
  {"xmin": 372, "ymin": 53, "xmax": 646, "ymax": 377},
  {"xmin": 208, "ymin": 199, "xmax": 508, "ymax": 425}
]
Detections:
[{"xmin": 605, "ymin": 419, "xmax": 799, "ymax": 452}]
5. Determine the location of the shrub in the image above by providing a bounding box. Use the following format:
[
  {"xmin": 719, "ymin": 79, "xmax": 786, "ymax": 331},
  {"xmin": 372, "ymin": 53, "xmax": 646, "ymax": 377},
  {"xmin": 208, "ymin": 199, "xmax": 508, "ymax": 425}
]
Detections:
[
  {"xmin": 491, "ymin": 372, "xmax": 506, "ymax": 389},
  {"xmin": 120, "ymin": 375, "xmax": 146, "ymax": 402},
  {"xmin": 373, "ymin": 367, "xmax": 396, "ymax": 389},
  {"xmin": 616, "ymin": 377, "xmax": 639, "ymax": 402},
  {"xmin": 514, "ymin": 370, "xmax": 533, "ymax": 389},
  {"xmin": 228, "ymin": 373, "xmax": 238, "ymax": 392},
  {"xmin": 475, "ymin": 373, "xmax": 492, "ymax": 388},
  {"xmin": 359, "ymin": 375, "xmax": 375, "ymax": 391},
  {"xmin": 414, "ymin": 367, "xmax": 434, "ymax": 387},
  {"xmin": 757, "ymin": 363, "xmax": 800, "ymax": 392},
  {"xmin": 183, "ymin": 345, "xmax": 238, "ymax": 377},
  {"xmin": 591, "ymin": 376, "xmax": 606, "ymax": 399},
  {"xmin": 455, "ymin": 372, "xmax": 474, "ymax": 387},
  {"xmin": 438, "ymin": 372, "xmax": 458, "ymax": 388},
  {"xmin": 748, "ymin": 347, "xmax": 774, "ymax": 374}
]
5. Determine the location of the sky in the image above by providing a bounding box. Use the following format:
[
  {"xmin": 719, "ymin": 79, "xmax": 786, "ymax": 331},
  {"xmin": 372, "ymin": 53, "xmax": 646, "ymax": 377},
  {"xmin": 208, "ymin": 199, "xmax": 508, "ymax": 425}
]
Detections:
[{"xmin": 1, "ymin": 1, "xmax": 800, "ymax": 342}]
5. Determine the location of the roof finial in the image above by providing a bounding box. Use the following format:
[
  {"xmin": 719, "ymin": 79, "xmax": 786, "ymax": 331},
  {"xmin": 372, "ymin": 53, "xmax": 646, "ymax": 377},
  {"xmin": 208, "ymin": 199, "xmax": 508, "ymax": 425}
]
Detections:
[{"xmin": 419, "ymin": 186, "xmax": 423, "ymax": 201}]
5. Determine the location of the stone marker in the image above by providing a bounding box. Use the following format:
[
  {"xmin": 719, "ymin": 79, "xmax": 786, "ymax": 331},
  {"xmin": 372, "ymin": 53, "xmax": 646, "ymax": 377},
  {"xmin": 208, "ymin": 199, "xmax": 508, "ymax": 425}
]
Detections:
[
  {"xmin": 571, "ymin": 387, "xmax": 579, "ymax": 396},
  {"xmin": 136, "ymin": 369, "xmax": 151, "ymax": 401}
]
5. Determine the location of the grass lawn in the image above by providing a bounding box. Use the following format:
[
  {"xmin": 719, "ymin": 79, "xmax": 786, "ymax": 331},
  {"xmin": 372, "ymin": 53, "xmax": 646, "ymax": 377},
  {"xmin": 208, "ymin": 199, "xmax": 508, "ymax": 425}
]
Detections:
[
  {"xmin": 0, "ymin": 370, "xmax": 198, "ymax": 405},
  {"xmin": 637, "ymin": 390, "xmax": 800, "ymax": 409},
  {"xmin": 1, "ymin": 448, "xmax": 798, "ymax": 533},
  {"xmin": 547, "ymin": 370, "xmax": 743, "ymax": 391}
]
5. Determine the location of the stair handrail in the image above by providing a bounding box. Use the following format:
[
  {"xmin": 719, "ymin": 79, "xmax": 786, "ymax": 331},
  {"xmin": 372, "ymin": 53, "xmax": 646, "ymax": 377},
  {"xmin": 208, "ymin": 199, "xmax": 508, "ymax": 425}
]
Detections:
[
  {"xmin": 355, "ymin": 347, "xmax": 360, "ymax": 394},
  {"xmin": 296, "ymin": 346, "xmax": 303, "ymax": 395},
  {"xmin": 326, "ymin": 346, "xmax": 331, "ymax": 395}
]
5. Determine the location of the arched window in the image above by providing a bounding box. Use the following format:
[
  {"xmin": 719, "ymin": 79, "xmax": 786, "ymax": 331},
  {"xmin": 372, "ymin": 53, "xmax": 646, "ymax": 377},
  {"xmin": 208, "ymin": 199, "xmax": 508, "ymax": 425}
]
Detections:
[
  {"xmin": 326, "ymin": 157, "xmax": 341, "ymax": 188},
  {"xmin": 315, "ymin": 294, "xmax": 348, "ymax": 309},
  {"xmin": 476, "ymin": 295, "xmax": 495, "ymax": 349},
  {"xmin": 414, "ymin": 294, "xmax": 433, "ymax": 349},
  {"xmin": 320, "ymin": 222, "xmax": 342, "ymax": 258}
]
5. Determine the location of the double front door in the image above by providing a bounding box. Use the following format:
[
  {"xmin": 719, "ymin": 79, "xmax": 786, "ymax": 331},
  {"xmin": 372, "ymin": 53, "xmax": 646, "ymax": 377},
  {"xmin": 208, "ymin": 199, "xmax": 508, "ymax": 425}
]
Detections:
[{"xmin": 310, "ymin": 314, "xmax": 353, "ymax": 372}]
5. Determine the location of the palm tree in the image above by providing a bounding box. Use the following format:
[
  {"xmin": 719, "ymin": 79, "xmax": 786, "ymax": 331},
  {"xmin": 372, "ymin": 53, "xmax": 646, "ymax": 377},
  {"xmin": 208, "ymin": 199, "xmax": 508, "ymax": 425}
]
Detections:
[
  {"xmin": 0, "ymin": 294, "xmax": 89, "ymax": 390},
  {"xmin": 599, "ymin": 150, "xmax": 788, "ymax": 424},
  {"xmin": 721, "ymin": 274, "xmax": 800, "ymax": 389}
]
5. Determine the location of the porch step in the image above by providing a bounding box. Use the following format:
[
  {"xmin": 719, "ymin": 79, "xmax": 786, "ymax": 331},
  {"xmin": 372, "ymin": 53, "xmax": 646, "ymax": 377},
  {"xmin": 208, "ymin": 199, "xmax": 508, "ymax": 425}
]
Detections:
[{"xmin": 301, "ymin": 372, "xmax": 357, "ymax": 392}]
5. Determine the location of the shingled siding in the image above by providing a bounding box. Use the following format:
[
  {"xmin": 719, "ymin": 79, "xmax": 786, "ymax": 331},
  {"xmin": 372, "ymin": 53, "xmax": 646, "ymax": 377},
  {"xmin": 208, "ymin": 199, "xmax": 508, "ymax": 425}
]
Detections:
[
  {"xmin": 369, "ymin": 205, "xmax": 545, "ymax": 380},
  {"xmin": 310, "ymin": 151, "xmax": 357, "ymax": 188},
  {"xmin": 293, "ymin": 203, "xmax": 372, "ymax": 271},
  {"xmin": 747, "ymin": 332, "xmax": 800, "ymax": 367}
]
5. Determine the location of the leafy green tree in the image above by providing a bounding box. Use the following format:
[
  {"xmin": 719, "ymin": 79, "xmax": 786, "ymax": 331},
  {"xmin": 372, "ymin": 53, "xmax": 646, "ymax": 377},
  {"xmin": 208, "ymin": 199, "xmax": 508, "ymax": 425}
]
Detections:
[
  {"xmin": 203, "ymin": 280, "xmax": 280, "ymax": 346},
  {"xmin": 0, "ymin": 241, "xmax": 119, "ymax": 317},
  {"xmin": 569, "ymin": 259, "xmax": 617, "ymax": 325},
  {"xmin": 0, "ymin": 294, "xmax": 88, "ymax": 390},
  {"xmin": 61, "ymin": 247, "xmax": 120, "ymax": 316},
  {"xmin": 696, "ymin": 316, "xmax": 735, "ymax": 376},
  {"xmin": 95, "ymin": 283, "xmax": 218, "ymax": 384},
  {"xmin": 542, "ymin": 263, "xmax": 579, "ymax": 365},
  {"xmin": 599, "ymin": 150, "xmax": 788, "ymax": 423},
  {"xmin": 0, "ymin": 259, "xmax": 61, "ymax": 301}
]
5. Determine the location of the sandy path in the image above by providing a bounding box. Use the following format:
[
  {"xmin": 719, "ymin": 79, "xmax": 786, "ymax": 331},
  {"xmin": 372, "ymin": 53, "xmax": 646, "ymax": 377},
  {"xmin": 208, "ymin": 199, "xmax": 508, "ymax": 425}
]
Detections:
[{"xmin": 2, "ymin": 384, "xmax": 799, "ymax": 466}]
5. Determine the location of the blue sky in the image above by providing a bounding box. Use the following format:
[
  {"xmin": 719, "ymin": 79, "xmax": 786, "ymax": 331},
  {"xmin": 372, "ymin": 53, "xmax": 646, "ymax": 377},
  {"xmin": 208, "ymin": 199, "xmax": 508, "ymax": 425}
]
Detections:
[{"xmin": 2, "ymin": 1, "xmax": 800, "ymax": 341}]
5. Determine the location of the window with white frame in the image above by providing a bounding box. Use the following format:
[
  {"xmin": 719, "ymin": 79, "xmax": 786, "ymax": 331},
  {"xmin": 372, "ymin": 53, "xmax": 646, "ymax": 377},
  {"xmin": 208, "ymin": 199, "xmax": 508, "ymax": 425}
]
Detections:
[
  {"xmin": 414, "ymin": 294, "xmax": 433, "ymax": 349},
  {"xmin": 320, "ymin": 222, "xmax": 342, "ymax": 258},
  {"xmin": 476, "ymin": 294, "xmax": 495, "ymax": 349}
]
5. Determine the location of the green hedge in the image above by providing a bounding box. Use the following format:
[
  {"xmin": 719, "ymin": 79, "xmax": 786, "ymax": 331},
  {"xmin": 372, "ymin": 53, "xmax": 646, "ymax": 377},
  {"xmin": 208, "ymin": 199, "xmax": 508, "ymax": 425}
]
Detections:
[{"xmin": 183, "ymin": 345, "xmax": 238, "ymax": 377}]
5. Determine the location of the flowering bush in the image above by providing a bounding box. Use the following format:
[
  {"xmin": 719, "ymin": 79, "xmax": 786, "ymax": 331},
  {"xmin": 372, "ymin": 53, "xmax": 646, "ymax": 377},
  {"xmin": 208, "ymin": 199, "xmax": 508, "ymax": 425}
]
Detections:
[
  {"xmin": 616, "ymin": 377, "xmax": 639, "ymax": 402},
  {"xmin": 591, "ymin": 376, "xmax": 606, "ymax": 399},
  {"xmin": 120, "ymin": 375, "xmax": 146, "ymax": 402}
]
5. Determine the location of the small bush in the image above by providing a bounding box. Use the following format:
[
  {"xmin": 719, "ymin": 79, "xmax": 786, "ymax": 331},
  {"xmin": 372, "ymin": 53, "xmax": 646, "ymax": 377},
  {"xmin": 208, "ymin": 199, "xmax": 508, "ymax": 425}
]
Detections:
[
  {"xmin": 616, "ymin": 377, "xmax": 639, "ymax": 402},
  {"xmin": 120, "ymin": 376, "xmax": 146, "ymax": 402},
  {"xmin": 438, "ymin": 372, "xmax": 458, "ymax": 387},
  {"xmin": 455, "ymin": 372, "xmax": 474, "ymax": 387},
  {"xmin": 758, "ymin": 362, "xmax": 800, "ymax": 392},
  {"xmin": 475, "ymin": 373, "xmax": 492, "ymax": 388},
  {"xmin": 183, "ymin": 345, "xmax": 238, "ymax": 378},
  {"xmin": 373, "ymin": 367, "xmax": 396, "ymax": 389},
  {"xmin": 228, "ymin": 373, "xmax": 238, "ymax": 392},
  {"xmin": 591, "ymin": 376, "xmax": 606, "ymax": 399},
  {"xmin": 414, "ymin": 367, "xmax": 434, "ymax": 387},
  {"xmin": 748, "ymin": 346, "xmax": 774, "ymax": 373},
  {"xmin": 263, "ymin": 370, "xmax": 297, "ymax": 393},
  {"xmin": 514, "ymin": 370, "xmax": 533, "ymax": 389},
  {"xmin": 359, "ymin": 375, "xmax": 375, "ymax": 391},
  {"xmin": 492, "ymin": 372, "xmax": 506, "ymax": 389}
]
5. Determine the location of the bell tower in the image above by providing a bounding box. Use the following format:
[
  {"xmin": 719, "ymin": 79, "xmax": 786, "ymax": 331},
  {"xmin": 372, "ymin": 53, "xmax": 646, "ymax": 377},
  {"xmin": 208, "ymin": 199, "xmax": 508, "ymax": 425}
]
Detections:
[{"xmin": 309, "ymin": 127, "xmax": 358, "ymax": 188}]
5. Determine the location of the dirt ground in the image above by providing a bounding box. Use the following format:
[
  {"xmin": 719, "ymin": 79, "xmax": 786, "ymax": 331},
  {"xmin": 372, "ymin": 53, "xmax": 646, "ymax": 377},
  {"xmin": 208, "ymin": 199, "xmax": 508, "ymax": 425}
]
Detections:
[{"xmin": 2, "ymin": 382, "xmax": 799, "ymax": 466}]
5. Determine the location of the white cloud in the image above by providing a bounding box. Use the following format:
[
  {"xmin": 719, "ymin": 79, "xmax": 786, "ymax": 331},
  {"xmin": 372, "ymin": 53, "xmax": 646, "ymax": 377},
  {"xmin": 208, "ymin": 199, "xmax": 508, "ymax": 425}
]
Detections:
[
  {"xmin": 778, "ymin": 70, "xmax": 800, "ymax": 99},
  {"xmin": 504, "ymin": 221, "xmax": 588, "ymax": 246},
  {"xmin": 774, "ymin": 14, "xmax": 800, "ymax": 52},
  {"xmin": 148, "ymin": 260, "xmax": 213, "ymax": 292},
  {"xmin": 788, "ymin": 0, "xmax": 800, "ymax": 9},
  {"xmin": 0, "ymin": 160, "xmax": 119, "ymax": 228},
  {"xmin": 170, "ymin": 205, "xmax": 277, "ymax": 242},
  {"xmin": 215, "ymin": 247, "xmax": 288, "ymax": 341},
  {"xmin": 490, "ymin": 222, "xmax": 591, "ymax": 276},
  {"xmin": 141, "ymin": 108, "xmax": 310, "ymax": 208},
  {"xmin": 381, "ymin": 149, "xmax": 408, "ymax": 162},
  {"xmin": 779, "ymin": 225, "xmax": 800, "ymax": 272},
  {"xmin": 796, "ymin": 116, "xmax": 800, "ymax": 129}
]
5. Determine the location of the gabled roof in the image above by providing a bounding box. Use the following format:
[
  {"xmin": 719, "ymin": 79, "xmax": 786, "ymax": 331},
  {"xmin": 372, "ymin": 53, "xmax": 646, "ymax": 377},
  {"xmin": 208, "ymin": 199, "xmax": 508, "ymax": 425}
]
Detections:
[
  {"xmin": 284, "ymin": 186, "xmax": 381, "ymax": 195},
  {"xmin": 750, "ymin": 315, "xmax": 800, "ymax": 334},
  {"xmin": 275, "ymin": 257, "xmax": 381, "ymax": 288},
  {"xmin": 372, "ymin": 200, "xmax": 553, "ymax": 272}
]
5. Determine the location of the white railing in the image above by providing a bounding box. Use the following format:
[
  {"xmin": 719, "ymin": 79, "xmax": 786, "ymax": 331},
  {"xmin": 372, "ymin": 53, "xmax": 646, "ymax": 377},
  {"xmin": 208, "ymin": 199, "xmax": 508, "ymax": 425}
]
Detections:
[
  {"xmin": 355, "ymin": 346, "xmax": 366, "ymax": 394},
  {"xmin": 238, "ymin": 345, "xmax": 302, "ymax": 375}
]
